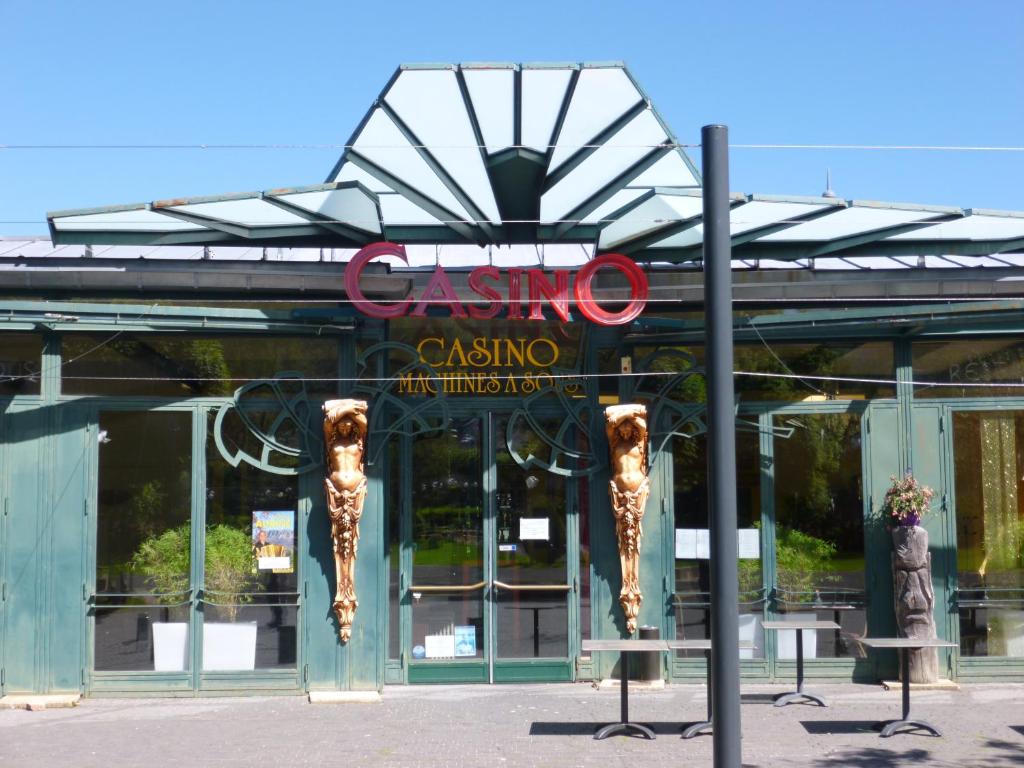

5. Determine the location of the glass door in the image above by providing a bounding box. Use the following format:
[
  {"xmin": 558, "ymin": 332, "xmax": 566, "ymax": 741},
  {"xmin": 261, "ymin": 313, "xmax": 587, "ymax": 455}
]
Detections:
[
  {"xmin": 408, "ymin": 418, "xmax": 487, "ymax": 683},
  {"xmin": 91, "ymin": 410, "xmax": 195, "ymax": 691},
  {"xmin": 404, "ymin": 414, "xmax": 576, "ymax": 683},
  {"xmin": 950, "ymin": 410, "xmax": 1024, "ymax": 665},
  {"xmin": 492, "ymin": 415, "xmax": 573, "ymax": 682}
]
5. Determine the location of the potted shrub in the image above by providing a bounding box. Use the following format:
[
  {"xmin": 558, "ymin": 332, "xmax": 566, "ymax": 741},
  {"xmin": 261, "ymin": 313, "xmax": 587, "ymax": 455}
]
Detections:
[
  {"xmin": 133, "ymin": 523, "xmax": 262, "ymax": 671},
  {"xmin": 773, "ymin": 524, "xmax": 838, "ymax": 660},
  {"xmin": 131, "ymin": 523, "xmax": 191, "ymax": 671}
]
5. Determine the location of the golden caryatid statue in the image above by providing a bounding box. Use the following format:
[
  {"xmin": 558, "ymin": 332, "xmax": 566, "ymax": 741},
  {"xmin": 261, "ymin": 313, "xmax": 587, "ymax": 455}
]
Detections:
[
  {"xmin": 323, "ymin": 398, "xmax": 369, "ymax": 643},
  {"xmin": 605, "ymin": 404, "xmax": 650, "ymax": 636}
]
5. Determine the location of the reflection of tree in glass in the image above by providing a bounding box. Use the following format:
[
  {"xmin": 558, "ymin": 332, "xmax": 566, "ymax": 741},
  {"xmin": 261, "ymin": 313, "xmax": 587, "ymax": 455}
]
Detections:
[
  {"xmin": 102, "ymin": 338, "xmax": 232, "ymax": 395},
  {"xmin": 639, "ymin": 346, "xmax": 706, "ymax": 404},
  {"xmin": 412, "ymin": 430, "xmax": 481, "ymax": 563},
  {"xmin": 735, "ymin": 344, "xmax": 843, "ymax": 400},
  {"xmin": 778, "ymin": 414, "xmax": 861, "ymax": 543},
  {"xmin": 773, "ymin": 524, "xmax": 838, "ymax": 597}
]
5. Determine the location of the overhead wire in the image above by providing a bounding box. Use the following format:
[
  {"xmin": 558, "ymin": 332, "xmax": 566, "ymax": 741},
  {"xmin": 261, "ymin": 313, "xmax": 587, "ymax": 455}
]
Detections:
[
  {"xmin": 2, "ymin": 368, "xmax": 1021, "ymax": 392},
  {"xmin": 2, "ymin": 142, "xmax": 1024, "ymax": 152}
]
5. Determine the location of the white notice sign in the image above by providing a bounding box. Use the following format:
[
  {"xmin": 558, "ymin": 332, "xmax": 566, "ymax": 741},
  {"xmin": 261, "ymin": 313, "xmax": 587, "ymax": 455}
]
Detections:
[
  {"xmin": 519, "ymin": 518, "xmax": 550, "ymax": 541},
  {"xmin": 676, "ymin": 528, "xmax": 760, "ymax": 559},
  {"xmin": 258, "ymin": 556, "xmax": 291, "ymax": 571},
  {"xmin": 675, "ymin": 529, "xmax": 710, "ymax": 559},
  {"xmin": 738, "ymin": 528, "xmax": 761, "ymax": 559},
  {"xmin": 424, "ymin": 634, "xmax": 455, "ymax": 659}
]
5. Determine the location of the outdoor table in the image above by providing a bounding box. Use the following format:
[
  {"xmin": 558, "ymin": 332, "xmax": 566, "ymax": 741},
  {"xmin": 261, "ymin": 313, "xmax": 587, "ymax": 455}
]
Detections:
[
  {"xmin": 666, "ymin": 638, "xmax": 753, "ymax": 739},
  {"xmin": 860, "ymin": 637, "xmax": 958, "ymax": 737},
  {"xmin": 761, "ymin": 620, "xmax": 840, "ymax": 707},
  {"xmin": 581, "ymin": 638, "xmax": 670, "ymax": 740}
]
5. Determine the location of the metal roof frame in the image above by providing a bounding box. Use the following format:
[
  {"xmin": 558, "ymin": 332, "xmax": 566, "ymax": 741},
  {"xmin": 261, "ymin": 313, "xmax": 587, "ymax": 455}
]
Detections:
[{"xmin": 43, "ymin": 62, "xmax": 1024, "ymax": 264}]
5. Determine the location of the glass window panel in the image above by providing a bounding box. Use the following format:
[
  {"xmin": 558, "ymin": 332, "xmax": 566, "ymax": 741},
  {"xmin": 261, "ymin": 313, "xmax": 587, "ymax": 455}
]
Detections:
[
  {"xmin": 410, "ymin": 419, "xmax": 484, "ymax": 661},
  {"xmin": 543, "ymin": 111, "xmax": 668, "ymax": 223},
  {"xmin": 736, "ymin": 342, "xmax": 894, "ymax": 401},
  {"xmin": 353, "ymin": 110, "xmax": 472, "ymax": 221},
  {"xmin": 578, "ymin": 443, "xmax": 592, "ymax": 642},
  {"xmin": 410, "ymin": 594, "xmax": 483, "ymax": 661},
  {"xmin": 62, "ymin": 334, "xmax": 338, "ymax": 397},
  {"xmin": 495, "ymin": 592, "xmax": 568, "ymax": 659},
  {"xmin": 94, "ymin": 411, "xmax": 192, "ymax": 672},
  {"xmin": 0, "ymin": 333, "xmax": 41, "ymax": 395},
  {"xmin": 635, "ymin": 340, "xmax": 893, "ymax": 402},
  {"xmin": 597, "ymin": 346, "xmax": 621, "ymax": 406},
  {"xmin": 495, "ymin": 416, "xmax": 569, "ymax": 659},
  {"xmin": 953, "ymin": 411, "xmax": 1024, "ymax": 657},
  {"xmin": 914, "ymin": 339, "xmax": 1024, "ymax": 399},
  {"xmin": 672, "ymin": 430, "xmax": 764, "ymax": 658},
  {"xmin": 547, "ymin": 67, "xmax": 641, "ymax": 172},
  {"xmin": 388, "ymin": 440, "xmax": 401, "ymax": 660},
  {"xmin": 773, "ymin": 413, "xmax": 866, "ymax": 659},
  {"xmin": 204, "ymin": 412, "xmax": 298, "ymax": 671},
  {"xmin": 520, "ymin": 68, "xmax": 573, "ymax": 153},
  {"xmin": 384, "ymin": 69, "xmax": 501, "ymax": 223}
]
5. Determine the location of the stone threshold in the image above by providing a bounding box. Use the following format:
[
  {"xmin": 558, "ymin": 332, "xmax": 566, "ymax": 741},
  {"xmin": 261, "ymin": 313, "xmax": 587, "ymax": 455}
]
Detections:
[
  {"xmin": 595, "ymin": 679, "xmax": 666, "ymax": 691},
  {"xmin": 881, "ymin": 679, "xmax": 960, "ymax": 691},
  {"xmin": 308, "ymin": 690, "xmax": 382, "ymax": 704},
  {"xmin": 0, "ymin": 694, "xmax": 80, "ymax": 711}
]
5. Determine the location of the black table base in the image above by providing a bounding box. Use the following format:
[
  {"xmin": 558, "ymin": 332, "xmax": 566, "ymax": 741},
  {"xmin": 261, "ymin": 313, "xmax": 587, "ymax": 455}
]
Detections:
[
  {"xmin": 593, "ymin": 651, "xmax": 656, "ymax": 740},
  {"xmin": 878, "ymin": 648, "xmax": 941, "ymax": 738},
  {"xmin": 774, "ymin": 627, "xmax": 827, "ymax": 708},
  {"xmin": 681, "ymin": 649, "xmax": 714, "ymax": 739},
  {"xmin": 878, "ymin": 718, "xmax": 942, "ymax": 738}
]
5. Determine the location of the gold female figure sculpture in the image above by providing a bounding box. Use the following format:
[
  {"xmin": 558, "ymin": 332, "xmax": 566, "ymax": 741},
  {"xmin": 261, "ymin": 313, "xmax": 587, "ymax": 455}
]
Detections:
[
  {"xmin": 323, "ymin": 399, "xmax": 369, "ymax": 643},
  {"xmin": 605, "ymin": 404, "xmax": 650, "ymax": 635}
]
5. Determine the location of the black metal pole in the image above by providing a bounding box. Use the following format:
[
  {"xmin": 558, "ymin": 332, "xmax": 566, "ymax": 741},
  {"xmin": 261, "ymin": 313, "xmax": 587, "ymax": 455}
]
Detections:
[{"xmin": 703, "ymin": 124, "xmax": 742, "ymax": 767}]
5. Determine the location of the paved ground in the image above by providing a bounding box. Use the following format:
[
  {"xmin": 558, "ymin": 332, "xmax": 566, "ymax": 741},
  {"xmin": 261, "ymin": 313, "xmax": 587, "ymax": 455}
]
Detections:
[{"xmin": 1, "ymin": 682, "xmax": 1023, "ymax": 767}]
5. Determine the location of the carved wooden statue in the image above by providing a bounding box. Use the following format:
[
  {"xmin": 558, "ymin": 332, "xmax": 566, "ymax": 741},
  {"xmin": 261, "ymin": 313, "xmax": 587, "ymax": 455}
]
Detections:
[
  {"xmin": 323, "ymin": 399, "xmax": 369, "ymax": 643},
  {"xmin": 605, "ymin": 404, "xmax": 650, "ymax": 636},
  {"xmin": 892, "ymin": 525, "xmax": 939, "ymax": 682}
]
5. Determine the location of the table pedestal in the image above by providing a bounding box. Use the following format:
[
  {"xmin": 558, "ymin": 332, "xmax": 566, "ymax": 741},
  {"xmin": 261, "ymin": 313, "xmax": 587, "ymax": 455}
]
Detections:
[
  {"xmin": 594, "ymin": 652, "xmax": 655, "ymax": 740},
  {"xmin": 774, "ymin": 627, "xmax": 827, "ymax": 708},
  {"xmin": 681, "ymin": 649, "xmax": 714, "ymax": 739},
  {"xmin": 878, "ymin": 648, "xmax": 941, "ymax": 738}
]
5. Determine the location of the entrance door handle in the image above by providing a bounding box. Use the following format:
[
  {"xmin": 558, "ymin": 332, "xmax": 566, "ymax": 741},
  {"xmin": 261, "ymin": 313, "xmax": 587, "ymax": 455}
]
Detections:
[
  {"xmin": 492, "ymin": 581, "xmax": 572, "ymax": 592},
  {"xmin": 409, "ymin": 581, "xmax": 487, "ymax": 594}
]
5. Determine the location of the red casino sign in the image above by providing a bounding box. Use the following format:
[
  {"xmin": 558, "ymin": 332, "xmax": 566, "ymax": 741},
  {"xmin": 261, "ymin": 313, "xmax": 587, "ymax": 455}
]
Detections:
[{"xmin": 343, "ymin": 242, "xmax": 648, "ymax": 326}]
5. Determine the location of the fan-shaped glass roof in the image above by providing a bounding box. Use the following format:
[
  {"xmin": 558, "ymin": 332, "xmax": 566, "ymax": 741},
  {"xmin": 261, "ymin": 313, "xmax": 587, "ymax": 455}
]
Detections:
[{"xmin": 47, "ymin": 63, "xmax": 1024, "ymax": 263}]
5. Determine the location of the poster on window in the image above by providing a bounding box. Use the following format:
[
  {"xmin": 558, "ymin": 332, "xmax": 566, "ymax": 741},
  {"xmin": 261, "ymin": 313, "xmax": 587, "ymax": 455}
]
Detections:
[{"xmin": 252, "ymin": 510, "xmax": 295, "ymax": 573}]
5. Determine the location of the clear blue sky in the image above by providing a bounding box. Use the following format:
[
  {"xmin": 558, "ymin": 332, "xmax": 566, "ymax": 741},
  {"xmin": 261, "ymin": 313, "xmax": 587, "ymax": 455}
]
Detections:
[{"xmin": 2, "ymin": 1, "xmax": 1022, "ymax": 236}]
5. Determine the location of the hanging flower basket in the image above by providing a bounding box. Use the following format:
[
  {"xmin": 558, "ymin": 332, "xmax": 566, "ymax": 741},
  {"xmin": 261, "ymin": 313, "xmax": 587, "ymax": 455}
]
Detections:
[{"xmin": 882, "ymin": 472, "xmax": 935, "ymax": 527}]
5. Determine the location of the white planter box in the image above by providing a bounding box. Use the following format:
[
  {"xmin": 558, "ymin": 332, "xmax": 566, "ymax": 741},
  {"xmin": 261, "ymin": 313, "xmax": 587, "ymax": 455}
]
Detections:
[
  {"xmin": 776, "ymin": 612, "xmax": 818, "ymax": 660},
  {"xmin": 738, "ymin": 614, "xmax": 764, "ymax": 659},
  {"xmin": 152, "ymin": 622, "xmax": 189, "ymax": 672},
  {"xmin": 202, "ymin": 622, "xmax": 258, "ymax": 671},
  {"xmin": 988, "ymin": 610, "xmax": 1024, "ymax": 658}
]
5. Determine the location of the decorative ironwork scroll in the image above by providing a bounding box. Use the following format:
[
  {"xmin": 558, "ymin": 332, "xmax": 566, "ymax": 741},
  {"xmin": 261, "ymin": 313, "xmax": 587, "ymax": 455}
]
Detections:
[
  {"xmin": 323, "ymin": 398, "xmax": 369, "ymax": 643},
  {"xmin": 353, "ymin": 341, "xmax": 450, "ymax": 466},
  {"xmin": 213, "ymin": 372, "xmax": 322, "ymax": 475},
  {"xmin": 605, "ymin": 403, "xmax": 650, "ymax": 635},
  {"xmin": 505, "ymin": 382, "xmax": 601, "ymax": 478}
]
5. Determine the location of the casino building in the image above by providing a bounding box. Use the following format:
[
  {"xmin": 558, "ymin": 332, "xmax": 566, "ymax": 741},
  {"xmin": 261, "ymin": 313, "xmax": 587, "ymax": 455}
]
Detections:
[{"xmin": 1, "ymin": 62, "xmax": 1023, "ymax": 698}]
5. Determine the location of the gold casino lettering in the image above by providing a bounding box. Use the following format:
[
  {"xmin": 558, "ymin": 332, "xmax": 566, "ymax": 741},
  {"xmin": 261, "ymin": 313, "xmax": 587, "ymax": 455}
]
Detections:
[
  {"xmin": 415, "ymin": 336, "xmax": 559, "ymax": 369},
  {"xmin": 398, "ymin": 335, "xmax": 575, "ymax": 396}
]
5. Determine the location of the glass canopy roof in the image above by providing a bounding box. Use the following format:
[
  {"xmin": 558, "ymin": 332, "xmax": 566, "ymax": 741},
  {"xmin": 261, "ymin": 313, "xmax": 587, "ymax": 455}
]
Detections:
[{"xmin": 46, "ymin": 63, "xmax": 1024, "ymax": 263}]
